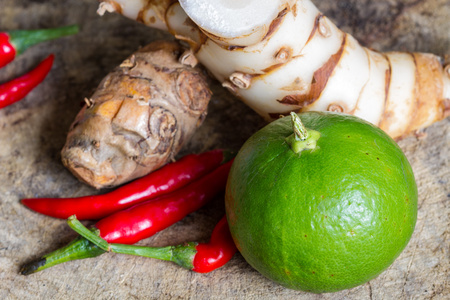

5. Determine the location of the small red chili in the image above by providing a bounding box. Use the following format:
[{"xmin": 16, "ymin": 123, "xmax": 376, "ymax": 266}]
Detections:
[
  {"xmin": 0, "ymin": 54, "xmax": 54, "ymax": 109},
  {"xmin": 0, "ymin": 25, "xmax": 78, "ymax": 68},
  {"xmin": 20, "ymin": 160, "xmax": 233, "ymax": 275},
  {"xmin": 0, "ymin": 33, "xmax": 16, "ymax": 68},
  {"xmin": 22, "ymin": 149, "xmax": 232, "ymax": 220},
  {"xmin": 192, "ymin": 215, "xmax": 237, "ymax": 273},
  {"xmin": 68, "ymin": 215, "xmax": 237, "ymax": 273}
]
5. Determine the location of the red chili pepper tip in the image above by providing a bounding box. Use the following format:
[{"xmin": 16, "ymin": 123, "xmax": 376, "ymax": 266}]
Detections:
[
  {"xmin": 0, "ymin": 33, "xmax": 16, "ymax": 68},
  {"xmin": 192, "ymin": 216, "xmax": 237, "ymax": 273},
  {"xmin": 0, "ymin": 54, "xmax": 54, "ymax": 109}
]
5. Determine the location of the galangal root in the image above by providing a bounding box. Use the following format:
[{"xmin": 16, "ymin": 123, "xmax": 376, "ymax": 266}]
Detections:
[
  {"xmin": 61, "ymin": 41, "xmax": 211, "ymax": 189},
  {"xmin": 98, "ymin": 0, "xmax": 449, "ymax": 140}
]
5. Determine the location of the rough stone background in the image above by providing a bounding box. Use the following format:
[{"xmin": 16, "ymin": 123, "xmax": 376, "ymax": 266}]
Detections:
[{"xmin": 0, "ymin": 0, "xmax": 448, "ymax": 299}]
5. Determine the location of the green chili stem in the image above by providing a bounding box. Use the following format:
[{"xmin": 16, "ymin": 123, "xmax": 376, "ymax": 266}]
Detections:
[
  {"xmin": 20, "ymin": 235, "xmax": 104, "ymax": 275},
  {"xmin": 111, "ymin": 244, "xmax": 175, "ymax": 261},
  {"xmin": 68, "ymin": 215, "xmax": 197, "ymax": 270},
  {"xmin": 67, "ymin": 215, "xmax": 110, "ymax": 251},
  {"xmin": 9, "ymin": 25, "xmax": 79, "ymax": 54}
]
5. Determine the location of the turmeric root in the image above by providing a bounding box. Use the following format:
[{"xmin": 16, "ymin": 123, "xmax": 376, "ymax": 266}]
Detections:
[
  {"xmin": 61, "ymin": 41, "xmax": 211, "ymax": 189},
  {"xmin": 98, "ymin": 0, "xmax": 449, "ymax": 140}
]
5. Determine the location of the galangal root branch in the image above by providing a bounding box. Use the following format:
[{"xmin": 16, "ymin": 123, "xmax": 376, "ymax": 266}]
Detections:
[{"xmin": 99, "ymin": 0, "xmax": 449, "ymax": 140}]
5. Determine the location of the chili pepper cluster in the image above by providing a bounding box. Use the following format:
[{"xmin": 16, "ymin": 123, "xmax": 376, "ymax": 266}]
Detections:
[
  {"xmin": 0, "ymin": 25, "xmax": 78, "ymax": 109},
  {"xmin": 21, "ymin": 150, "xmax": 237, "ymax": 275},
  {"xmin": 9, "ymin": 23, "xmax": 237, "ymax": 276}
]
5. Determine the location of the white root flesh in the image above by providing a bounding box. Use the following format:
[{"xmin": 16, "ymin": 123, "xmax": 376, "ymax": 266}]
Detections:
[
  {"xmin": 97, "ymin": 0, "xmax": 170, "ymax": 31},
  {"xmin": 98, "ymin": 0, "xmax": 449, "ymax": 140}
]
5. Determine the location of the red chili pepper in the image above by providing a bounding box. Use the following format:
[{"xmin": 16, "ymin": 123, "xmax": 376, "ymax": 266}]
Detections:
[
  {"xmin": 20, "ymin": 160, "xmax": 233, "ymax": 275},
  {"xmin": 0, "ymin": 54, "xmax": 54, "ymax": 109},
  {"xmin": 68, "ymin": 215, "xmax": 237, "ymax": 273},
  {"xmin": 0, "ymin": 25, "xmax": 78, "ymax": 68},
  {"xmin": 192, "ymin": 215, "xmax": 237, "ymax": 273},
  {"xmin": 95, "ymin": 160, "xmax": 233, "ymax": 244},
  {"xmin": 22, "ymin": 149, "xmax": 232, "ymax": 220},
  {"xmin": 0, "ymin": 33, "xmax": 16, "ymax": 68}
]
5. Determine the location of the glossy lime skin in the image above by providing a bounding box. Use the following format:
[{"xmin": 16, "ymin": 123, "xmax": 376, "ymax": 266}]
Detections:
[{"xmin": 225, "ymin": 112, "xmax": 417, "ymax": 293}]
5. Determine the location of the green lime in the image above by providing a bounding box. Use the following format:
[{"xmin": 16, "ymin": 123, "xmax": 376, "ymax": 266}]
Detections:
[{"xmin": 225, "ymin": 112, "xmax": 417, "ymax": 293}]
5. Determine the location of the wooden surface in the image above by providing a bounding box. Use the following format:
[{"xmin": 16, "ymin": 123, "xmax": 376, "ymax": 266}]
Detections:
[{"xmin": 0, "ymin": 0, "xmax": 449, "ymax": 299}]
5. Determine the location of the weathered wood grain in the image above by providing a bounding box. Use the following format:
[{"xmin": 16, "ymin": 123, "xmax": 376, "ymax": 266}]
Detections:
[{"xmin": 0, "ymin": 0, "xmax": 448, "ymax": 299}]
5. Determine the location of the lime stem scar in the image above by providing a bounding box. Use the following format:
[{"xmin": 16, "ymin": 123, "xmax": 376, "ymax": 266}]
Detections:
[{"xmin": 286, "ymin": 112, "xmax": 321, "ymax": 154}]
